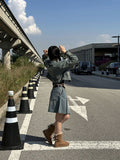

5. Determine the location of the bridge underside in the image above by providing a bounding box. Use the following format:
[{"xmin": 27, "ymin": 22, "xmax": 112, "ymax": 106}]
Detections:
[{"xmin": 0, "ymin": 0, "xmax": 42, "ymax": 69}]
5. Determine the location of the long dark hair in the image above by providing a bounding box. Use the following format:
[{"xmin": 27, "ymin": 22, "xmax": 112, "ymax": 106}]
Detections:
[{"xmin": 48, "ymin": 46, "xmax": 61, "ymax": 61}]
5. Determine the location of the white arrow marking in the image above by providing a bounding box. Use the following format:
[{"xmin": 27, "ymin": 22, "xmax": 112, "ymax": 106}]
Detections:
[
  {"xmin": 76, "ymin": 96, "xmax": 89, "ymax": 105},
  {"xmin": 68, "ymin": 96, "xmax": 89, "ymax": 121}
]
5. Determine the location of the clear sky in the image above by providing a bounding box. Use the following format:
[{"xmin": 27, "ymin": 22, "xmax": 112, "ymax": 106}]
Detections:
[{"xmin": 5, "ymin": 0, "xmax": 120, "ymax": 56}]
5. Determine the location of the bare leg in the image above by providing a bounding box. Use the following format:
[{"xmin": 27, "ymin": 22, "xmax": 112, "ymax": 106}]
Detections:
[
  {"xmin": 61, "ymin": 114, "xmax": 70, "ymax": 124},
  {"xmin": 54, "ymin": 113, "xmax": 70, "ymax": 147},
  {"xmin": 54, "ymin": 113, "xmax": 70, "ymax": 134},
  {"xmin": 54, "ymin": 113, "xmax": 63, "ymax": 134}
]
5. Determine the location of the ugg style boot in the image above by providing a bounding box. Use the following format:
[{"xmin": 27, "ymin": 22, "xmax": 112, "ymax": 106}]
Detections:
[
  {"xmin": 54, "ymin": 133, "xmax": 69, "ymax": 147},
  {"xmin": 43, "ymin": 124, "xmax": 55, "ymax": 145}
]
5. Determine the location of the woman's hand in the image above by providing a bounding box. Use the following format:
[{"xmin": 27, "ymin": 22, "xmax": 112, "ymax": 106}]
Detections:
[
  {"xmin": 43, "ymin": 49, "xmax": 48, "ymax": 55},
  {"xmin": 59, "ymin": 45, "xmax": 66, "ymax": 53}
]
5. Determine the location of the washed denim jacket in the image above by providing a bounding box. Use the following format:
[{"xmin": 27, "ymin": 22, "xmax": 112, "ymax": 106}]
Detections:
[{"xmin": 42, "ymin": 51, "xmax": 78, "ymax": 83}]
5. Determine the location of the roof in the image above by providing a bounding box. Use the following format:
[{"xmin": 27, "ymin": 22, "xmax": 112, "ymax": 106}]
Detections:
[{"xmin": 70, "ymin": 43, "xmax": 117, "ymax": 52}]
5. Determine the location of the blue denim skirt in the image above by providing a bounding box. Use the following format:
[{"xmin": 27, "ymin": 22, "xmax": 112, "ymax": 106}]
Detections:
[{"xmin": 48, "ymin": 86, "xmax": 70, "ymax": 114}]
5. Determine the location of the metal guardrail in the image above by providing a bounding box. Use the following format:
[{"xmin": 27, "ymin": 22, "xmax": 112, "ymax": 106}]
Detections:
[{"xmin": 0, "ymin": 0, "xmax": 42, "ymax": 62}]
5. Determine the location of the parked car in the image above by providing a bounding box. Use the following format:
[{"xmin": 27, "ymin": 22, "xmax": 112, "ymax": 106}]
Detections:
[
  {"xmin": 116, "ymin": 66, "xmax": 120, "ymax": 75},
  {"xmin": 76, "ymin": 61, "xmax": 92, "ymax": 75},
  {"xmin": 71, "ymin": 64, "xmax": 78, "ymax": 73},
  {"xmin": 106, "ymin": 62, "xmax": 120, "ymax": 74}
]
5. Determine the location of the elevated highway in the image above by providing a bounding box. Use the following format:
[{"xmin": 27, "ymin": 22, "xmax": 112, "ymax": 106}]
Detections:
[{"xmin": 0, "ymin": 0, "xmax": 42, "ymax": 69}]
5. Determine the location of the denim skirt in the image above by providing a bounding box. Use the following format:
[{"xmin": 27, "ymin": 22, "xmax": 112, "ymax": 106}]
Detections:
[{"xmin": 48, "ymin": 86, "xmax": 70, "ymax": 114}]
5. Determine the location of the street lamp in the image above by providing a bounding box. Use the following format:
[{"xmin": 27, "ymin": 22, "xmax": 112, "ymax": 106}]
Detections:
[{"xmin": 112, "ymin": 35, "xmax": 120, "ymax": 62}]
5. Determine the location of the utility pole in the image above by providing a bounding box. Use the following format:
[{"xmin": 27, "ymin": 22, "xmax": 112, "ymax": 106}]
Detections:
[{"xmin": 112, "ymin": 35, "xmax": 120, "ymax": 62}]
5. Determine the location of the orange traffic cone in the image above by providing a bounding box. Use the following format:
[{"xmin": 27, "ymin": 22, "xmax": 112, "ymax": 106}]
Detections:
[{"xmin": 1, "ymin": 91, "xmax": 23, "ymax": 150}]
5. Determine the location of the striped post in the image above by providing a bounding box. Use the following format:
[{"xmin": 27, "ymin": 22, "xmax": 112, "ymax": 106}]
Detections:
[
  {"xmin": 1, "ymin": 91, "xmax": 23, "ymax": 150},
  {"xmin": 32, "ymin": 79, "xmax": 37, "ymax": 91},
  {"xmin": 27, "ymin": 80, "xmax": 35, "ymax": 99},
  {"xmin": 18, "ymin": 87, "xmax": 32, "ymax": 114}
]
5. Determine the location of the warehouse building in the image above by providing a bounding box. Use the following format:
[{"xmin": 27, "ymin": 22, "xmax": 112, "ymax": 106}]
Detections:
[{"xmin": 70, "ymin": 43, "xmax": 118, "ymax": 66}]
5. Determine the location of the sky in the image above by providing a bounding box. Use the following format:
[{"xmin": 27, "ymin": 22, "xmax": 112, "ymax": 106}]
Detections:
[{"xmin": 4, "ymin": 0, "xmax": 120, "ymax": 57}]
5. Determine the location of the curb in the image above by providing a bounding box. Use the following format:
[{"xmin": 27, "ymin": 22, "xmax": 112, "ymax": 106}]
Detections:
[{"xmin": 92, "ymin": 72, "xmax": 120, "ymax": 80}]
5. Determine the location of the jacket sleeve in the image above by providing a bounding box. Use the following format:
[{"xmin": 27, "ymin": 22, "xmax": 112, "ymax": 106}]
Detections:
[
  {"xmin": 42, "ymin": 54, "xmax": 50, "ymax": 68},
  {"xmin": 57, "ymin": 51, "xmax": 79, "ymax": 70}
]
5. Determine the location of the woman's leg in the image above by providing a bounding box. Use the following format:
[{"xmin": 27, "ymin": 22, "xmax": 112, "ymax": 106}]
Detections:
[
  {"xmin": 54, "ymin": 113, "xmax": 70, "ymax": 134},
  {"xmin": 54, "ymin": 113, "xmax": 63, "ymax": 134},
  {"xmin": 61, "ymin": 114, "xmax": 70, "ymax": 124},
  {"xmin": 54, "ymin": 113, "xmax": 70, "ymax": 147}
]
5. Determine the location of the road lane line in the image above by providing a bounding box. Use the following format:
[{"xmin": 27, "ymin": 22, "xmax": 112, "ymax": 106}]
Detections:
[
  {"xmin": 20, "ymin": 99, "xmax": 35, "ymax": 141},
  {"xmin": 8, "ymin": 94, "xmax": 37, "ymax": 160},
  {"xmin": 24, "ymin": 141, "xmax": 120, "ymax": 150}
]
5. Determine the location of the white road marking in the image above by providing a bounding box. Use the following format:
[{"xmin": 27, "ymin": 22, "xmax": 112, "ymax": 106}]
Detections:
[
  {"xmin": 68, "ymin": 95, "xmax": 89, "ymax": 121},
  {"xmin": 20, "ymin": 99, "xmax": 35, "ymax": 141},
  {"xmin": 70, "ymin": 105, "xmax": 88, "ymax": 121},
  {"xmin": 23, "ymin": 141, "xmax": 120, "ymax": 150},
  {"xmin": 8, "ymin": 97, "xmax": 37, "ymax": 160},
  {"xmin": 34, "ymin": 91, "xmax": 37, "ymax": 98},
  {"xmin": 76, "ymin": 96, "xmax": 89, "ymax": 105},
  {"xmin": 8, "ymin": 151, "xmax": 22, "ymax": 160}
]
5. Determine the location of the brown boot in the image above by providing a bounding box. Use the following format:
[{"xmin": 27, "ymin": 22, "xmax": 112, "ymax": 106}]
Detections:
[
  {"xmin": 54, "ymin": 134, "xmax": 69, "ymax": 147},
  {"xmin": 43, "ymin": 124, "xmax": 55, "ymax": 145}
]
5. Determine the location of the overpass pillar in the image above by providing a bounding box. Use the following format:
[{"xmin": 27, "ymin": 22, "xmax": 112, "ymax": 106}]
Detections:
[
  {"xmin": 1, "ymin": 39, "xmax": 22, "ymax": 69},
  {"xmin": 2, "ymin": 48, "xmax": 11, "ymax": 70}
]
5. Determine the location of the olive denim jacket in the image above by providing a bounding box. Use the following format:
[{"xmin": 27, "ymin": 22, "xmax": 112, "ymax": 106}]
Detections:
[{"xmin": 42, "ymin": 51, "xmax": 78, "ymax": 84}]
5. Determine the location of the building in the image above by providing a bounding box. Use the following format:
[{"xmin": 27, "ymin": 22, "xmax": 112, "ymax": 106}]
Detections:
[{"xmin": 70, "ymin": 43, "xmax": 118, "ymax": 66}]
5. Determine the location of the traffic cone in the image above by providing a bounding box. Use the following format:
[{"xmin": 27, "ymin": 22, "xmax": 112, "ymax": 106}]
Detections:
[
  {"xmin": 27, "ymin": 80, "xmax": 35, "ymax": 99},
  {"xmin": 32, "ymin": 79, "xmax": 37, "ymax": 91},
  {"xmin": 1, "ymin": 91, "xmax": 23, "ymax": 150},
  {"xmin": 35, "ymin": 77, "xmax": 39, "ymax": 87},
  {"xmin": 32, "ymin": 78, "xmax": 38, "ymax": 91},
  {"xmin": 36, "ymin": 74, "xmax": 40, "ymax": 86},
  {"xmin": 18, "ymin": 87, "xmax": 32, "ymax": 114},
  {"xmin": 34, "ymin": 73, "xmax": 40, "ymax": 87}
]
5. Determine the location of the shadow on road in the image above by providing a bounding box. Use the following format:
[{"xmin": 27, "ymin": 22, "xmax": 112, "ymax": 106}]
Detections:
[
  {"xmin": 25, "ymin": 134, "xmax": 45, "ymax": 142},
  {"xmin": 66, "ymin": 75, "xmax": 120, "ymax": 90},
  {"xmin": 41, "ymin": 71, "xmax": 120, "ymax": 90}
]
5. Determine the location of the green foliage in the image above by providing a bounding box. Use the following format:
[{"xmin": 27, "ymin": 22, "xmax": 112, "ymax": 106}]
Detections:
[
  {"xmin": 38, "ymin": 63, "xmax": 45, "ymax": 72},
  {"xmin": 98, "ymin": 60, "xmax": 116, "ymax": 71},
  {"xmin": 13, "ymin": 56, "xmax": 31, "ymax": 67},
  {"xmin": 0, "ymin": 57, "xmax": 38, "ymax": 107},
  {"xmin": 11, "ymin": 53, "xmax": 20, "ymax": 63}
]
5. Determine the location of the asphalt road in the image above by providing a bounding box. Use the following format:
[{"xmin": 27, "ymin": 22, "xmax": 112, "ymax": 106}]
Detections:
[{"xmin": 0, "ymin": 72, "xmax": 120, "ymax": 160}]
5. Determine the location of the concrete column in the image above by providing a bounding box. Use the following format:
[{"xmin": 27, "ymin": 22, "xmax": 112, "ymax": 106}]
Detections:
[
  {"xmin": 0, "ymin": 38, "xmax": 22, "ymax": 69},
  {"xmin": 2, "ymin": 48, "xmax": 11, "ymax": 70}
]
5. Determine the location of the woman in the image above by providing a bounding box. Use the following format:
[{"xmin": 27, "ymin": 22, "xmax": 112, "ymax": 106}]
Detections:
[{"xmin": 42, "ymin": 45, "xmax": 78, "ymax": 147}]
